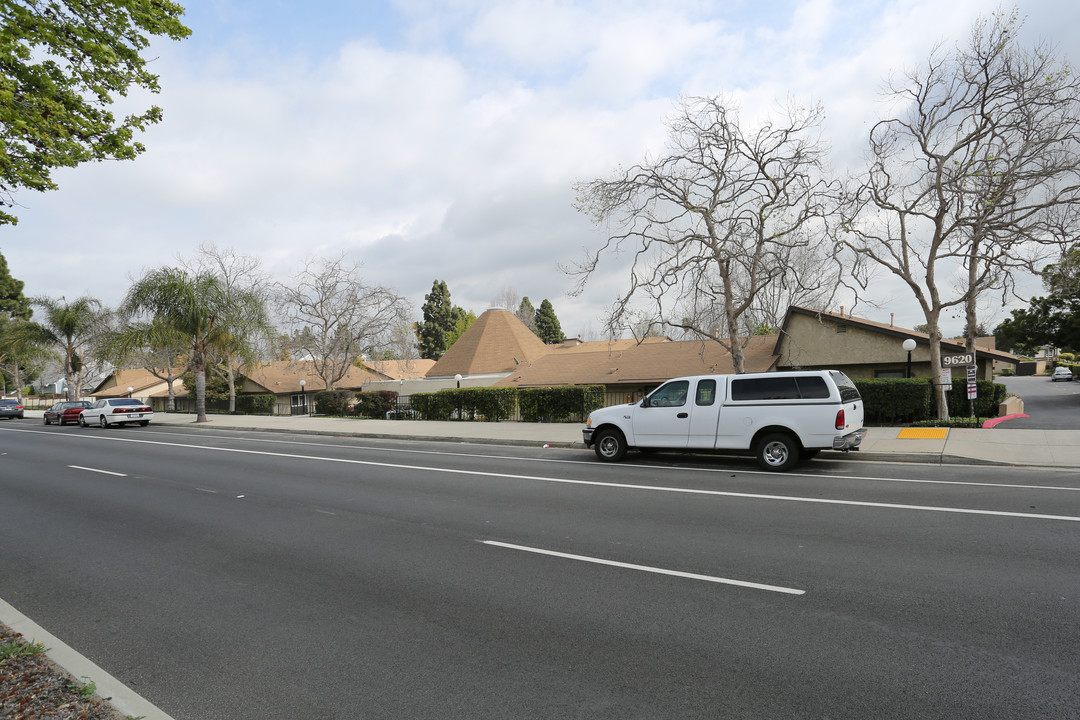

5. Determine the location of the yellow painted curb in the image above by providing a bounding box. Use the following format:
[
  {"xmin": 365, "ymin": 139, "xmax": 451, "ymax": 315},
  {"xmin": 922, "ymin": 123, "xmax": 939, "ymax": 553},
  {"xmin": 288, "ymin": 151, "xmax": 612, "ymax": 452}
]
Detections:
[{"xmin": 897, "ymin": 428, "xmax": 948, "ymax": 439}]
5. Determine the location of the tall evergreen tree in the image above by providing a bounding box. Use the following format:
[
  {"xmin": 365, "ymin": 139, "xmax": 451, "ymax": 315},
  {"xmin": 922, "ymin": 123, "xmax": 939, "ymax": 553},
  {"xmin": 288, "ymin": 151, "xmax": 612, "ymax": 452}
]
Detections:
[
  {"xmin": 416, "ymin": 280, "xmax": 454, "ymax": 360},
  {"xmin": 534, "ymin": 299, "xmax": 565, "ymax": 344}
]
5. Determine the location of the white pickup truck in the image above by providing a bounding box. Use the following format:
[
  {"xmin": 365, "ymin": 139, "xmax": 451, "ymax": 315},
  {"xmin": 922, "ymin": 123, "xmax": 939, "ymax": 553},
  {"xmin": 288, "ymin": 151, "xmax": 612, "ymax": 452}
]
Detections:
[{"xmin": 582, "ymin": 370, "xmax": 866, "ymax": 471}]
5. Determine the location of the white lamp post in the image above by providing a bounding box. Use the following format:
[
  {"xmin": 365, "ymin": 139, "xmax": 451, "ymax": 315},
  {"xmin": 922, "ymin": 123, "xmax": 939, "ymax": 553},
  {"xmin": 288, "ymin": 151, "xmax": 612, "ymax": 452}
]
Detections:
[
  {"xmin": 299, "ymin": 379, "xmax": 306, "ymax": 414},
  {"xmin": 127, "ymin": 386, "xmax": 134, "ymax": 398},
  {"xmin": 902, "ymin": 338, "xmax": 917, "ymax": 378},
  {"xmin": 454, "ymin": 373, "xmax": 462, "ymax": 389}
]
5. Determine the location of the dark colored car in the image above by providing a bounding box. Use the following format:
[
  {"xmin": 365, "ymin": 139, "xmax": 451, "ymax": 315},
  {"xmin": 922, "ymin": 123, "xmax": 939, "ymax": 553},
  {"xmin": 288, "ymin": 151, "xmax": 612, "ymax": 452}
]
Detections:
[
  {"xmin": 0, "ymin": 399, "xmax": 24, "ymax": 420},
  {"xmin": 43, "ymin": 400, "xmax": 93, "ymax": 426}
]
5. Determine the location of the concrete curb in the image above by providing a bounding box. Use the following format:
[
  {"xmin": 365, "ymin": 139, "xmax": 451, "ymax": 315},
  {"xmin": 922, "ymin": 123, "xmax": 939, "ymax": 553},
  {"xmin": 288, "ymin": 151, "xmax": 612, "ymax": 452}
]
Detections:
[
  {"xmin": 0, "ymin": 598, "xmax": 175, "ymax": 720},
  {"xmin": 162, "ymin": 421, "xmax": 1030, "ymax": 468}
]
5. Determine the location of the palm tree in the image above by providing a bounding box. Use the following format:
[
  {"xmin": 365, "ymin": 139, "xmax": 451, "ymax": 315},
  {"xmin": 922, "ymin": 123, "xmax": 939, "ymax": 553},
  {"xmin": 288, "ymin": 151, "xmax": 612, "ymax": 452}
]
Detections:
[
  {"xmin": 120, "ymin": 268, "xmax": 271, "ymax": 422},
  {"xmin": 6, "ymin": 296, "xmax": 102, "ymax": 401}
]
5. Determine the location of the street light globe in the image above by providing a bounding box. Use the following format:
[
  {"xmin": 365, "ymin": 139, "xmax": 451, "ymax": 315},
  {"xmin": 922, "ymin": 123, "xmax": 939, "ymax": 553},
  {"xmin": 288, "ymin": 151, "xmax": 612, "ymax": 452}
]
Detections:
[
  {"xmin": 454, "ymin": 374, "xmax": 462, "ymax": 382},
  {"xmin": 299, "ymin": 380, "xmax": 306, "ymax": 388},
  {"xmin": 902, "ymin": 339, "xmax": 917, "ymax": 352}
]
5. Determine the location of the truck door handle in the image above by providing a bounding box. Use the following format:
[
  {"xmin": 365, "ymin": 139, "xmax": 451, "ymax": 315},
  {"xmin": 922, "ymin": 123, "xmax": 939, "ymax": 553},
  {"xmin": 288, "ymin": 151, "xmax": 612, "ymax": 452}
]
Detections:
[{"xmin": 677, "ymin": 412, "xmax": 688, "ymax": 419}]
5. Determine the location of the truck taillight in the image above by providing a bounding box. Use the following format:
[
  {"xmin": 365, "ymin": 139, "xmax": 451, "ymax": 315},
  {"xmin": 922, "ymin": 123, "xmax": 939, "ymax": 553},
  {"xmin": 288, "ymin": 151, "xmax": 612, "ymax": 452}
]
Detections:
[{"xmin": 835, "ymin": 409, "xmax": 845, "ymax": 430}]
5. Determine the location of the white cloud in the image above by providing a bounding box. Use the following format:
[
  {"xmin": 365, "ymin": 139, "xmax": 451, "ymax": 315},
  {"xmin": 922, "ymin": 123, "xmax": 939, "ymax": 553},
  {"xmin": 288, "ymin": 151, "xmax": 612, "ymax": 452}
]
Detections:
[{"xmin": 4, "ymin": 0, "xmax": 1079, "ymax": 342}]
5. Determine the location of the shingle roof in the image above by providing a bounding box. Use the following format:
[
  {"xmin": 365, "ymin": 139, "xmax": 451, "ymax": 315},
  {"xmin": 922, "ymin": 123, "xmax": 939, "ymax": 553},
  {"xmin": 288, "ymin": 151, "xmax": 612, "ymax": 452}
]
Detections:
[
  {"xmin": 243, "ymin": 360, "xmax": 381, "ymax": 394},
  {"xmin": 496, "ymin": 335, "xmax": 779, "ymax": 387},
  {"xmin": 364, "ymin": 358, "xmax": 436, "ymax": 380},
  {"xmin": 91, "ymin": 368, "xmax": 181, "ymax": 397},
  {"xmin": 425, "ymin": 308, "xmax": 554, "ymax": 377}
]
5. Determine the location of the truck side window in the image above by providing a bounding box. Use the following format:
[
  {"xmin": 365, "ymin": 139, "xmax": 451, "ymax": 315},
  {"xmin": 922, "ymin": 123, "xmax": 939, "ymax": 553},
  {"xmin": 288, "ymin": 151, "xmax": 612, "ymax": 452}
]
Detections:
[
  {"xmin": 648, "ymin": 380, "xmax": 689, "ymax": 407},
  {"xmin": 731, "ymin": 376, "xmax": 800, "ymax": 401},
  {"xmin": 795, "ymin": 376, "xmax": 830, "ymax": 399},
  {"xmin": 696, "ymin": 379, "xmax": 716, "ymax": 406}
]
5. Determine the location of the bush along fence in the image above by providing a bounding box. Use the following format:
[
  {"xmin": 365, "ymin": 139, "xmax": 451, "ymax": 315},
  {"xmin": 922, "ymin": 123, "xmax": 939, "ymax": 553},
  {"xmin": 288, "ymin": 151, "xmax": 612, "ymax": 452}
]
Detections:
[
  {"xmin": 854, "ymin": 378, "xmax": 1007, "ymax": 425},
  {"xmin": 407, "ymin": 385, "xmax": 606, "ymax": 423},
  {"xmin": 315, "ymin": 390, "xmax": 398, "ymax": 418},
  {"xmin": 165, "ymin": 393, "xmax": 277, "ymax": 415}
]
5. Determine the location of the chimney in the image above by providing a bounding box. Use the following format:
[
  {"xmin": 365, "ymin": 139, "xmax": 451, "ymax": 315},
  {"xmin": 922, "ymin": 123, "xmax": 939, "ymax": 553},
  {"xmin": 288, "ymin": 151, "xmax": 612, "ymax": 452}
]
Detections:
[
  {"xmin": 840, "ymin": 306, "xmax": 845, "ymax": 317},
  {"xmin": 890, "ymin": 313, "xmax": 894, "ymax": 327}
]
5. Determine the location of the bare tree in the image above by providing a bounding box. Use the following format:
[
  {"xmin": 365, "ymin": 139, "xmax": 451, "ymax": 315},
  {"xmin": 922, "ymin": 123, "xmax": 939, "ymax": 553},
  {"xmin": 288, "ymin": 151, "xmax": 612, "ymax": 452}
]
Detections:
[
  {"xmin": 277, "ymin": 253, "xmax": 411, "ymax": 391},
  {"xmin": 490, "ymin": 286, "xmax": 519, "ymax": 312},
  {"xmin": 570, "ymin": 95, "xmax": 841, "ymax": 372},
  {"xmin": 842, "ymin": 10, "xmax": 1080, "ymax": 418}
]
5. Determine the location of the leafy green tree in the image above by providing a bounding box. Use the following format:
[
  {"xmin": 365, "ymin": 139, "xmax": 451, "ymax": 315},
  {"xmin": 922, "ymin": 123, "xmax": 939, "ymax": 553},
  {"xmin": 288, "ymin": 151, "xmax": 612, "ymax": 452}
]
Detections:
[
  {"xmin": 446, "ymin": 309, "xmax": 477, "ymax": 348},
  {"xmin": 534, "ymin": 299, "xmax": 565, "ymax": 344},
  {"xmin": 0, "ymin": 251, "xmax": 30, "ymax": 320},
  {"xmin": 0, "ymin": 0, "xmax": 191, "ymax": 224},
  {"xmin": 100, "ymin": 316, "xmax": 189, "ymax": 411},
  {"xmin": 119, "ymin": 268, "xmax": 268, "ymax": 422},
  {"xmin": 4, "ymin": 296, "xmax": 103, "ymax": 400},
  {"xmin": 995, "ymin": 295, "xmax": 1080, "ymax": 354}
]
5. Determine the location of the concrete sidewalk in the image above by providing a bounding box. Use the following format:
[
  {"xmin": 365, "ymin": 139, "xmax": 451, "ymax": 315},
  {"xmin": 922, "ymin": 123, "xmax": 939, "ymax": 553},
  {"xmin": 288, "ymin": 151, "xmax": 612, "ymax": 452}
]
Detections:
[{"xmin": 142, "ymin": 411, "xmax": 1080, "ymax": 470}]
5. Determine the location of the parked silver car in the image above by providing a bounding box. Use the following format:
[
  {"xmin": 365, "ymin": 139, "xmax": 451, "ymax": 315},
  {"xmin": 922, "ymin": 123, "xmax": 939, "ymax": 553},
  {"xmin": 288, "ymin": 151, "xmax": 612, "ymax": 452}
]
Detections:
[
  {"xmin": 1051, "ymin": 366, "xmax": 1073, "ymax": 381},
  {"xmin": 0, "ymin": 399, "xmax": 25, "ymax": 420},
  {"xmin": 79, "ymin": 398, "xmax": 154, "ymax": 427}
]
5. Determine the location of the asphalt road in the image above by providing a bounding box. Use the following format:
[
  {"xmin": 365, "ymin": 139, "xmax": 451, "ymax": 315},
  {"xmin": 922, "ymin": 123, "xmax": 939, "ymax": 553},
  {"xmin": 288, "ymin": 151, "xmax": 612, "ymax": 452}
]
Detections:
[
  {"xmin": 1, "ymin": 420, "xmax": 1079, "ymax": 719},
  {"xmin": 999, "ymin": 374, "xmax": 1080, "ymax": 429}
]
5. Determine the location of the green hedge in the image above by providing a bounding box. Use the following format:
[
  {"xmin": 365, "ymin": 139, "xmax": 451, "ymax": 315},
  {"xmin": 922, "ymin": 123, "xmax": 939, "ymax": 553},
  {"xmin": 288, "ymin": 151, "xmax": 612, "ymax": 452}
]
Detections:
[
  {"xmin": 946, "ymin": 378, "xmax": 1006, "ymax": 417},
  {"xmin": 519, "ymin": 385, "xmax": 606, "ymax": 423},
  {"xmin": 854, "ymin": 377, "xmax": 1006, "ymax": 423},
  {"xmin": 853, "ymin": 378, "xmax": 933, "ymax": 424},
  {"xmin": 354, "ymin": 391, "xmax": 398, "ymax": 417},
  {"xmin": 408, "ymin": 384, "xmax": 605, "ymax": 422},
  {"xmin": 411, "ymin": 387, "xmax": 519, "ymax": 421},
  {"xmin": 234, "ymin": 394, "xmax": 276, "ymax": 415},
  {"xmin": 314, "ymin": 390, "xmax": 354, "ymax": 416}
]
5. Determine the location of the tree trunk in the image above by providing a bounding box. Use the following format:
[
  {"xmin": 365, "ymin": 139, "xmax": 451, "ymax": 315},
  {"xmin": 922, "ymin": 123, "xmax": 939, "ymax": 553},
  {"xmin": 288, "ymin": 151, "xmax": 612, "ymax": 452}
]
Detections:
[
  {"xmin": 194, "ymin": 346, "xmax": 208, "ymax": 422},
  {"xmin": 926, "ymin": 314, "xmax": 950, "ymax": 421},
  {"xmin": 226, "ymin": 352, "xmax": 237, "ymax": 413},
  {"xmin": 64, "ymin": 352, "xmax": 76, "ymax": 402}
]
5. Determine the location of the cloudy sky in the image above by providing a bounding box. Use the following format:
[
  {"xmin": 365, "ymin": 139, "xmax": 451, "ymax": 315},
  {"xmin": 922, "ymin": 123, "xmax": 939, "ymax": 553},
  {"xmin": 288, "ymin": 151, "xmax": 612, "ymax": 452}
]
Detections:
[{"xmin": 4, "ymin": 0, "xmax": 1079, "ymax": 339}]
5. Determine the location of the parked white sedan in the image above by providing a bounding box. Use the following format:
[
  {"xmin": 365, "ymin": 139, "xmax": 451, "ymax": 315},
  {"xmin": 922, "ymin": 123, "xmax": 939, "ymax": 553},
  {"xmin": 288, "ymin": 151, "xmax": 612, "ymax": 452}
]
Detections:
[{"xmin": 79, "ymin": 398, "xmax": 155, "ymax": 428}]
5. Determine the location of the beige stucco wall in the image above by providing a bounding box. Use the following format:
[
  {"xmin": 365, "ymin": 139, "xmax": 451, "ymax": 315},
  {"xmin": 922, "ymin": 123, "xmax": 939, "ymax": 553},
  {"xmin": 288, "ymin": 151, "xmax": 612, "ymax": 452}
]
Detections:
[{"xmin": 777, "ymin": 313, "xmax": 997, "ymax": 381}]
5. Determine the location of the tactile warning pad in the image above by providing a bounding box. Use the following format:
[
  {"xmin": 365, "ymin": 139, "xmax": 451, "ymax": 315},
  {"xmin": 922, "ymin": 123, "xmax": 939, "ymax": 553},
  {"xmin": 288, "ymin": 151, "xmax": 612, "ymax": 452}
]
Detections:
[{"xmin": 897, "ymin": 428, "xmax": 948, "ymax": 439}]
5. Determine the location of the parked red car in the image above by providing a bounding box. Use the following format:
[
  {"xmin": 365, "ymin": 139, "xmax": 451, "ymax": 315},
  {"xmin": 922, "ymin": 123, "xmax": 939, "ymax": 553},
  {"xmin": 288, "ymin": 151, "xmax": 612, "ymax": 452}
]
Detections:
[{"xmin": 43, "ymin": 400, "xmax": 93, "ymax": 426}]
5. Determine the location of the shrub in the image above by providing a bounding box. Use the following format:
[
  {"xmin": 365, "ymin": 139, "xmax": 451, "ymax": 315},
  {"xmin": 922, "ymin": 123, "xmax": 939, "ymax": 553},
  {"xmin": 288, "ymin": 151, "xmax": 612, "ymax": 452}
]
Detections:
[
  {"xmin": 354, "ymin": 391, "xmax": 398, "ymax": 417},
  {"xmin": 519, "ymin": 385, "xmax": 606, "ymax": 423},
  {"xmin": 314, "ymin": 390, "xmax": 354, "ymax": 416},
  {"xmin": 854, "ymin": 377, "xmax": 1006, "ymax": 423},
  {"xmin": 946, "ymin": 378, "xmax": 1006, "ymax": 417},
  {"xmin": 853, "ymin": 378, "xmax": 933, "ymax": 424},
  {"xmin": 235, "ymin": 394, "xmax": 276, "ymax": 415}
]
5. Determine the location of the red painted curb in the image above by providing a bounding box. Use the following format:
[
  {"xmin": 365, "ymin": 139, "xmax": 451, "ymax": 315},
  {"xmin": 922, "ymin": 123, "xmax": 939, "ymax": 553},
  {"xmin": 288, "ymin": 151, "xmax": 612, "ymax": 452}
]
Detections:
[{"xmin": 982, "ymin": 413, "xmax": 1030, "ymax": 428}]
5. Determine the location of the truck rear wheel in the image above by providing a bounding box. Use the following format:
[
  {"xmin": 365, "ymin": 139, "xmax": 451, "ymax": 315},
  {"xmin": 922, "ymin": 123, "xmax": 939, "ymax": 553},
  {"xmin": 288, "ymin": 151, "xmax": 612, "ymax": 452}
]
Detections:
[
  {"xmin": 594, "ymin": 428, "xmax": 628, "ymax": 462},
  {"xmin": 755, "ymin": 432, "xmax": 800, "ymax": 471}
]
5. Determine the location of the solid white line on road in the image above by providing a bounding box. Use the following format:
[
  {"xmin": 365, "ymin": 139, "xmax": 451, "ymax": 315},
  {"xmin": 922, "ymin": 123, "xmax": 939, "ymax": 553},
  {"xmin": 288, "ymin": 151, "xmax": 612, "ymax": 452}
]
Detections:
[
  {"xmin": 11, "ymin": 429, "xmax": 1080, "ymax": 524},
  {"xmin": 140, "ymin": 428, "xmax": 1080, "ymax": 492},
  {"xmin": 195, "ymin": 487, "xmax": 218, "ymax": 494},
  {"xmin": 68, "ymin": 465, "xmax": 126, "ymax": 477},
  {"xmin": 482, "ymin": 540, "xmax": 805, "ymax": 595}
]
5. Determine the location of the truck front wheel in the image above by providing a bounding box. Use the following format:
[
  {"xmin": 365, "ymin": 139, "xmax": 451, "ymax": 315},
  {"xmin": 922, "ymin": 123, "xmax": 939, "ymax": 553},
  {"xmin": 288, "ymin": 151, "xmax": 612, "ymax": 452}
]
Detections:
[
  {"xmin": 594, "ymin": 428, "xmax": 628, "ymax": 462},
  {"xmin": 755, "ymin": 432, "xmax": 800, "ymax": 471}
]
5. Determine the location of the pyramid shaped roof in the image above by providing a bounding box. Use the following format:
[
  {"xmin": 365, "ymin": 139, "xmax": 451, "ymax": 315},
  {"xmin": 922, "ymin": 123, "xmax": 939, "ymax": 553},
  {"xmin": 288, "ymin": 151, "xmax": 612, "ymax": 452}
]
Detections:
[{"xmin": 426, "ymin": 308, "xmax": 553, "ymax": 377}]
